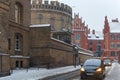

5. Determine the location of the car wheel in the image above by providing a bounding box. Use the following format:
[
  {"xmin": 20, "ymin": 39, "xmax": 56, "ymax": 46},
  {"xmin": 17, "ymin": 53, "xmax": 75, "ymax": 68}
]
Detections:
[
  {"xmin": 99, "ymin": 75, "xmax": 104, "ymax": 80},
  {"xmin": 80, "ymin": 76, "xmax": 86, "ymax": 80}
]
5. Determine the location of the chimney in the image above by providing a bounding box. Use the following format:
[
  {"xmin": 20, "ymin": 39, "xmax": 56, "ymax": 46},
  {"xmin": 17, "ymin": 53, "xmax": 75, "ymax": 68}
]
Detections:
[
  {"xmin": 92, "ymin": 30, "xmax": 95, "ymax": 34},
  {"xmin": 112, "ymin": 18, "xmax": 119, "ymax": 22},
  {"xmin": 88, "ymin": 28, "xmax": 90, "ymax": 34}
]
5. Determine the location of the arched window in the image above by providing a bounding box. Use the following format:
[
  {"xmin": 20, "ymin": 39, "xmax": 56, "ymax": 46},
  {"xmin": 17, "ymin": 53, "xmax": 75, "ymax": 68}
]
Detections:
[
  {"xmin": 15, "ymin": 2, "xmax": 23, "ymax": 23},
  {"xmin": 76, "ymin": 33, "xmax": 80, "ymax": 40}
]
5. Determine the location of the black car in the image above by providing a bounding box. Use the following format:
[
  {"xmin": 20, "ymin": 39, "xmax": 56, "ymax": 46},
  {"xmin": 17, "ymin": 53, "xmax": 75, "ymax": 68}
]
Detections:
[
  {"xmin": 103, "ymin": 59, "xmax": 112, "ymax": 66},
  {"xmin": 80, "ymin": 59, "xmax": 105, "ymax": 80}
]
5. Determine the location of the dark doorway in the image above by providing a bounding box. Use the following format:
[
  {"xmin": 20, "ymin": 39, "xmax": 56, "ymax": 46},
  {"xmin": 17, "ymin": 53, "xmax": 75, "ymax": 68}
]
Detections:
[
  {"xmin": 16, "ymin": 61, "xmax": 19, "ymax": 68},
  {"xmin": 20, "ymin": 61, "xmax": 23, "ymax": 68}
]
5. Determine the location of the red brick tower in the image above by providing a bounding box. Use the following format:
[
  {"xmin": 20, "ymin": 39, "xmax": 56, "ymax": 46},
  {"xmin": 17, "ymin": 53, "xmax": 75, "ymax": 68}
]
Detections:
[
  {"xmin": 103, "ymin": 16, "xmax": 110, "ymax": 58},
  {"xmin": 103, "ymin": 16, "xmax": 120, "ymax": 60}
]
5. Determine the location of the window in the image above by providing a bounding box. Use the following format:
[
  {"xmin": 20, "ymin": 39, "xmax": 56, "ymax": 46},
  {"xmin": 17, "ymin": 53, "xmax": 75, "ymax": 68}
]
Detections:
[
  {"xmin": 15, "ymin": 2, "xmax": 23, "ymax": 23},
  {"xmin": 96, "ymin": 36, "xmax": 99, "ymax": 38},
  {"xmin": 8, "ymin": 38, "xmax": 11, "ymax": 50},
  {"xmin": 16, "ymin": 61, "xmax": 19, "ymax": 68},
  {"xmin": 110, "ymin": 42, "xmax": 115, "ymax": 48},
  {"xmin": 76, "ymin": 43, "xmax": 80, "ymax": 47},
  {"xmin": 15, "ymin": 33, "xmax": 23, "ymax": 51},
  {"xmin": 89, "ymin": 41, "xmax": 93, "ymax": 45},
  {"xmin": 111, "ymin": 51, "xmax": 117, "ymax": 56},
  {"xmin": 117, "ymin": 43, "xmax": 120, "ymax": 48},
  {"xmin": 89, "ymin": 48, "xmax": 93, "ymax": 51},
  {"xmin": 88, "ymin": 36, "xmax": 91, "ymax": 38},
  {"xmin": 111, "ymin": 34, "xmax": 115, "ymax": 40},
  {"xmin": 98, "ymin": 41, "xmax": 101, "ymax": 44},
  {"xmin": 38, "ymin": 14, "xmax": 43, "ymax": 19},
  {"xmin": 117, "ymin": 34, "xmax": 120, "ymax": 40},
  {"xmin": 76, "ymin": 34, "xmax": 80, "ymax": 40}
]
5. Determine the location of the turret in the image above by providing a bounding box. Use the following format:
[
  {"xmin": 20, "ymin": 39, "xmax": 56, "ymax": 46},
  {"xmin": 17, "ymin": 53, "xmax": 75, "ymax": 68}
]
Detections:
[
  {"xmin": 31, "ymin": 0, "xmax": 72, "ymax": 15},
  {"xmin": 32, "ymin": 0, "xmax": 42, "ymax": 4}
]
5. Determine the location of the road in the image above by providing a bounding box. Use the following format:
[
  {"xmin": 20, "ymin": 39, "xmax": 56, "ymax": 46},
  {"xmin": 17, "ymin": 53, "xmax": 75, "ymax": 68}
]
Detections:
[{"xmin": 68, "ymin": 66, "xmax": 111, "ymax": 80}]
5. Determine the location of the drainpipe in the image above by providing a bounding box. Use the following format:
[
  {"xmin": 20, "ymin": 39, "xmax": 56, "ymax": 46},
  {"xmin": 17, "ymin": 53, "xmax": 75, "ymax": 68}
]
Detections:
[{"xmin": 0, "ymin": 55, "xmax": 2, "ymax": 72}]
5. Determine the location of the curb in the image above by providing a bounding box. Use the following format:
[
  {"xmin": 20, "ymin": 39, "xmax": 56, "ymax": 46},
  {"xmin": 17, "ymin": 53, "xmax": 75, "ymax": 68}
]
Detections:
[{"xmin": 40, "ymin": 69, "xmax": 80, "ymax": 80}]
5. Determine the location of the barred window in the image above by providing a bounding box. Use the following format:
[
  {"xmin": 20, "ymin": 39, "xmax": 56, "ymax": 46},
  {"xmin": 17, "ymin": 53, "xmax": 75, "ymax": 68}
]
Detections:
[{"xmin": 15, "ymin": 33, "xmax": 23, "ymax": 51}]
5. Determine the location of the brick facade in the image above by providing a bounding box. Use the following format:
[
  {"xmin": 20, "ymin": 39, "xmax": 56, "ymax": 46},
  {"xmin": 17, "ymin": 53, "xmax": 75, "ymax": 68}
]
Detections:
[
  {"xmin": 103, "ymin": 16, "xmax": 120, "ymax": 60},
  {"xmin": 72, "ymin": 13, "xmax": 88, "ymax": 49}
]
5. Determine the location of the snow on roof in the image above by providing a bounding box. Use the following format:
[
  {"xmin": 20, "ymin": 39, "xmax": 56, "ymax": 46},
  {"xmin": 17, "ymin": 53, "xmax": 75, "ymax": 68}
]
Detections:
[
  {"xmin": 51, "ymin": 37, "xmax": 71, "ymax": 46},
  {"xmin": 78, "ymin": 51, "xmax": 93, "ymax": 56},
  {"xmin": 30, "ymin": 24, "xmax": 51, "ymax": 27},
  {"xmin": 0, "ymin": 53, "xmax": 9, "ymax": 56},
  {"xmin": 109, "ymin": 22, "xmax": 120, "ymax": 33},
  {"xmin": 88, "ymin": 31, "xmax": 103, "ymax": 40}
]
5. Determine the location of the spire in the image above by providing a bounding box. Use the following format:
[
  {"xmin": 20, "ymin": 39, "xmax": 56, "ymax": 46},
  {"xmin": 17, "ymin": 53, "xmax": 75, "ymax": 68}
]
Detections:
[{"xmin": 103, "ymin": 16, "xmax": 110, "ymax": 34}]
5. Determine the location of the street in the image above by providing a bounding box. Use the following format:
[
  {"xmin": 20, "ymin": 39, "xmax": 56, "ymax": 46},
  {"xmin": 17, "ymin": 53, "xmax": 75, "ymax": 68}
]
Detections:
[{"xmin": 69, "ymin": 64, "xmax": 112, "ymax": 80}]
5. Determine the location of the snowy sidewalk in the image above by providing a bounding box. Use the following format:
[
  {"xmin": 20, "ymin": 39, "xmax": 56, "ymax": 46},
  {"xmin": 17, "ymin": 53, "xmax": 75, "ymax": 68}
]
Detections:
[{"xmin": 0, "ymin": 65, "xmax": 81, "ymax": 80}]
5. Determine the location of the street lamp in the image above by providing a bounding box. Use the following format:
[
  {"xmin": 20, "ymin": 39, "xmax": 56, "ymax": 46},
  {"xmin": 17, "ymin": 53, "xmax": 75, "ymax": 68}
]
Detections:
[{"xmin": 73, "ymin": 44, "xmax": 78, "ymax": 68}]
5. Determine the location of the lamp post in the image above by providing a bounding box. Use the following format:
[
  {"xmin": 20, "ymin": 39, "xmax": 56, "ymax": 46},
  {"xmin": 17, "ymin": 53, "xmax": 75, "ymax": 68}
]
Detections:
[{"xmin": 73, "ymin": 45, "xmax": 78, "ymax": 68}]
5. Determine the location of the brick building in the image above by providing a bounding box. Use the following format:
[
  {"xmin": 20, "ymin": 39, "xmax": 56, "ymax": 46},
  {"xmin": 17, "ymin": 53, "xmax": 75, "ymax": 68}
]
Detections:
[
  {"xmin": 72, "ymin": 13, "xmax": 88, "ymax": 49},
  {"xmin": 72, "ymin": 13, "xmax": 104, "ymax": 57},
  {"xmin": 103, "ymin": 16, "xmax": 120, "ymax": 60},
  {"xmin": 88, "ymin": 30, "xmax": 104, "ymax": 57}
]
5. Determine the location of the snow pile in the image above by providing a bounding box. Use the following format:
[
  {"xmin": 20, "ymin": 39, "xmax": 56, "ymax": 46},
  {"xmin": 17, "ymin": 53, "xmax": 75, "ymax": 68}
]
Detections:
[
  {"xmin": 0, "ymin": 66, "xmax": 81, "ymax": 80},
  {"xmin": 105, "ymin": 63, "xmax": 120, "ymax": 80}
]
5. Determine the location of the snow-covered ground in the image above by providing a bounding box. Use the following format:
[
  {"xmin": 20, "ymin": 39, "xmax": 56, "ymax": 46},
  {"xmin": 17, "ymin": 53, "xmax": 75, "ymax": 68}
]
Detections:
[
  {"xmin": 1, "ymin": 63, "xmax": 120, "ymax": 80},
  {"xmin": 0, "ymin": 65, "xmax": 81, "ymax": 80},
  {"xmin": 104, "ymin": 63, "xmax": 120, "ymax": 80}
]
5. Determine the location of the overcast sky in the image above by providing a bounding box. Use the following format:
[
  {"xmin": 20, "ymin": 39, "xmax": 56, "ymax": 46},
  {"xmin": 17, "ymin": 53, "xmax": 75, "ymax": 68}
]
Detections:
[{"xmin": 50, "ymin": 0, "xmax": 120, "ymax": 31}]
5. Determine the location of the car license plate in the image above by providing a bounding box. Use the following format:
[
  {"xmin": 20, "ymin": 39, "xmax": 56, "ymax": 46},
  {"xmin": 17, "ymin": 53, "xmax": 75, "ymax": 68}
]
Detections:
[{"xmin": 86, "ymin": 73, "xmax": 93, "ymax": 75}]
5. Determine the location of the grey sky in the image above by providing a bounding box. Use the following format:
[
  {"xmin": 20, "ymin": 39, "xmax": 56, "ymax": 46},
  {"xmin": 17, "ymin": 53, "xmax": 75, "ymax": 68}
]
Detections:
[{"xmin": 50, "ymin": 0, "xmax": 120, "ymax": 31}]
